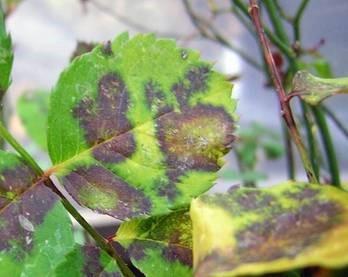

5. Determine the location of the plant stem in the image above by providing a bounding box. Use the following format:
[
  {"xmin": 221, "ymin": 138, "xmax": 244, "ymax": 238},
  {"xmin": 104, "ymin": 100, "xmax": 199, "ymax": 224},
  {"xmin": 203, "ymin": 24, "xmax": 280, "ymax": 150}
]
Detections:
[
  {"xmin": 311, "ymin": 106, "xmax": 341, "ymax": 187},
  {"xmin": 0, "ymin": 122, "xmax": 134, "ymax": 277},
  {"xmin": 282, "ymin": 123, "xmax": 295, "ymax": 180},
  {"xmin": 273, "ymin": 0, "xmax": 293, "ymax": 23},
  {"xmin": 182, "ymin": 0, "xmax": 263, "ymax": 70},
  {"xmin": 294, "ymin": 0, "xmax": 310, "ymax": 41},
  {"xmin": 322, "ymin": 105, "xmax": 348, "ymax": 139},
  {"xmin": 0, "ymin": 121, "xmax": 43, "ymax": 175},
  {"xmin": 263, "ymin": 0, "xmax": 290, "ymax": 45},
  {"xmin": 248, "ymin": 0, "xmax": 318, "ymax": 183},
  {"xmin": 231, "ymin": 0, "xmax": 296, "ymax": 59},
  {"xmin": 47, "ymin": 182, "xmax": 134, "ymax": 277},
  {"xmin": 301, "ymin": 103, "xmax": 320, "ymax": 180}
]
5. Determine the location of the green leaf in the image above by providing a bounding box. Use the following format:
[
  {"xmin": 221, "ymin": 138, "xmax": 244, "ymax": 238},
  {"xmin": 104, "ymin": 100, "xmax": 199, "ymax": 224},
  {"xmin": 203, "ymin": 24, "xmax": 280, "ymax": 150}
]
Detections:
[
  {"xmin": 55, "ymin": 245, "xmax": 122, "ymax": 276},
  {"xmin": 311, "ymin": 58, "xmax": 333, "ymax": 78},
  {"xmin": 292, "ymin": 70, "xmax": 348, "ymax": 105},
  {"xmin": 190, "ymin": 182, "xmax": 348, "ymax": 276},
  {"xmin": 17, "ymin": 91, "xmax": 49, "ymax": 150},
  {"xmin": 220, "ymin": 170, "xmax": 267, "ymax": 182},
  {"xmin": 116, "ymin": 210, "xmax": 192, "ymax": 277},
  {"xmin": 262, "ymin": 140, "xmax": 284, "ymax": 159},
  {"xmin": 0, "ymin": 150, "xmax": 121, "ymax": 276},
  {"xmin": 48, "ymin": 33, "xmax": 236, "ymax": 219},
  {"xmin": 0, "ymin": 6, "xmax": 13, "ymax": 95}
]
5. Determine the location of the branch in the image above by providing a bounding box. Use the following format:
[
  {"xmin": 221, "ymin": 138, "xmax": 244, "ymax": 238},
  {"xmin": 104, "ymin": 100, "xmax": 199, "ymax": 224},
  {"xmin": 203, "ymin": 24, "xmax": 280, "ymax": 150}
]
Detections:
[
  {"xmin": 231, "ymin": 0, "xmax": 296, "ymax": 60},
  {"xmin": 182, "ymin": 0, "xmax": 263, "ymax": 70},
  {"xmin": 322, "ymin": 105, "xmax": 348, "ymax": 139},
  {"xmin": 248, "ymin": 0, "xmax": 318, "ymax": 183},
  {"xmin": 88, "ymin": 0, "xmax": 183, "ymax": 39},
  {"xmin": 0, "ymin": 121, "xmax": 134, "ymax": 277},
  {"xmin": 294, "ymin": 0, "xmax": 310, "ymax": 42}
]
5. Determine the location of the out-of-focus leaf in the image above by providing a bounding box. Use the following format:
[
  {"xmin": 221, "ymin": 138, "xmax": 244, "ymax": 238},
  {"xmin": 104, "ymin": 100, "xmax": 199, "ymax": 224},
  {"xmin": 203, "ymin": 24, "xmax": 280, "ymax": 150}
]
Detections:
[
  {"xmin": 48, "ymin": 33, "xmax": 236, "ymax": 220},
  {"xmin": 311, "ymin": 58, "xmax": 333, "ymax": 78},
  {"xmin": 0, "ymin": 150, "xmax": 121, "ymax": 275},
  {"xmin": 17, "ymin": 91, "xmax": 49, "ymax": 150},
  {"xmin": 0, "ymin": 6, "xmax": 13, "ymax": 95},
  {"xmin": 115, "ymin": 210, "xmax": 192, "ymax": 277},
  {"xmin": 191, "ymin": 182, "xmax": 348, "ymax": 276},
  {"xmin": 292, "ymin": 71, "xmax": 348, "ymax": 105},
  {"xmin": 219, "ymin": 170, "xmax": 267, "ymax": 182},
  {"xmin": 235, "ymin": 122, "xmax": 284, "ymax": 170},
  {"xmin": 262, "ymin": 140, "xmax": 284, "ymax": 159}
]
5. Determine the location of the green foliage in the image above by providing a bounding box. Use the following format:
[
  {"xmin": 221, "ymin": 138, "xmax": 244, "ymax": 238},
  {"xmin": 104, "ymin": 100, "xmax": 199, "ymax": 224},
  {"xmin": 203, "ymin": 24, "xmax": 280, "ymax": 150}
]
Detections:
[
  {"xmin": 17, "ymin": 91, "xmax": 49, "ymax": 150},
  {"xmin": 116, "ymin": 210, "xmax": 192, "ymax": 277},
  {"xmin": 191, "ymin": 182, "xmax": 348, "ymax": 276},
  {"xmin": 0, "ymin": 6, "xmax": 12, "ymax": 94},
  {"xmin": 0, "ymin": 151, "xmax": 120, "ymax": 276},
  {"xmin": 48, "ymin": 33, "xmax": 236, "ymax": 220},
  {"xmin": 292, "ymin": 70, "xmax": 348, "ymax": 105},
  {"xmin": 221, "ymin": 123, "xmax": 283, "ymax": 185}
]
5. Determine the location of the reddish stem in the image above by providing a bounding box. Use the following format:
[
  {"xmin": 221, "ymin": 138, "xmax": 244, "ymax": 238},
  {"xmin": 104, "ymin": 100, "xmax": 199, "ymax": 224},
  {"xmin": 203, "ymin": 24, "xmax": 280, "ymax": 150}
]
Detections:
[{"xmin": 248, "ymin": 0, "xmax": 318, "ymax": 183}]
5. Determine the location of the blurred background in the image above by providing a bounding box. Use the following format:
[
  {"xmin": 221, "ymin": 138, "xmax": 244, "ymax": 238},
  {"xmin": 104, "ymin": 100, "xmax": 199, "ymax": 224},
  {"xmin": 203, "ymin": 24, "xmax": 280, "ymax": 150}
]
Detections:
[{"xmin": 2, "ymin": 0, "xmax": 348, "ymax": 230}]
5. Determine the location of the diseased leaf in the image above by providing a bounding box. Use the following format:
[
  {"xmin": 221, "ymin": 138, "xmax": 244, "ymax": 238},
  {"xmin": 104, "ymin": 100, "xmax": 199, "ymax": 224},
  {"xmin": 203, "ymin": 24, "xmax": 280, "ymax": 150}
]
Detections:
[
  {"xmin": 17, "ymin": 90, "xmax": 49, "ymax": 150},
  {"xmin": 55, "ymin": 245, "xmax": 122, "ymax": 276},
  {"xmin": 190, "ymin": 182, "xmax": 348, "ymax": 277},
  {"xmin": 292, "ymin": 70, "xmax": 348, "ymax": 105},
  {"xmin": 0, "ymin": 151, "xmax": 121, "ymax": 276},
  {"xmin": 0, "ymin": 151, "xmax": 76, "ymax": 275},
  {"xmin": 0, "ymin": 6, "xmax": 13, "ymax": 95},
  {"xmin": 116, "ymin": 210, "xmax": 192, "ymax": 277},
  {"xmin": 48, "ymin": 33, "xmax": 236, "ymax": 219}
]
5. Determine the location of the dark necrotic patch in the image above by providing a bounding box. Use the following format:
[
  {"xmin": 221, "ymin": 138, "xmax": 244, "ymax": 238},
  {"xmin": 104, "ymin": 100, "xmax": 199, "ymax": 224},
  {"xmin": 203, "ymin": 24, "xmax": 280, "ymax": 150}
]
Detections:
[
  {"xmin": 234, "ymin": 199, "xmax": 341, "ymax": 265},
  {"xmin": 102, "ymin": 40, "xmax": 113, "ymax": 56},
  {"xmin": 0, "ymin": 164, "xmax": 37, "ymax": 209},
  {"xmin": 284, "ymin": 187, "xmax": 319, "ymax": 201},
  {"xmin": 156, "ymin": 104, "xmax": 234, "ymax": 180},
  {"xmin": 145, "ymin": 81, "xmax": 173, "ymax": 116},
  {"xmin": 162, "ymin": 245, "xmax": 192, "ymax": 267},
  {"xmin": 62, "ymin": 165, "xmax": 151, "ymax": 219},
  {"xmin": 196, "ymin": 199, "xmax": 343, "ymax": 275},
  {"xmin": 73, "ymin": 72, "xmax": 133, "ymax": 146},
  {"xmin": 83, "ymin": 246, "xmax": 103, "ymax": 276},
  {"xmin": 83, "ymin": 245, "xmax": 122, "ymax": 276},
  {"xmin": 172, "ymin": 66, "xmax": 210, "ymax": 108},
  {"xmin": 0, "ymin": 182, "xmax": 58, "ymax": 254},
  {"xmin": 93, "ymin": 132, "xmax": 136, "ymax": 163},
  {"xmin": 127, "ymin": 241, "xmax": 148, "ymax": 261}
]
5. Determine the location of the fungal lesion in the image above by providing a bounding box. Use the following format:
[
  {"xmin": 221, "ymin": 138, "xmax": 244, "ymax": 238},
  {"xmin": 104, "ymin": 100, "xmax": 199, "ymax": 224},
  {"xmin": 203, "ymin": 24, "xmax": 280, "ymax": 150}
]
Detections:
[
  {"xmin": 171, "ymin": 66, "xmax": 211, "ymax": 108},
  {"xmin": 145, "ymin": 81, "xmax": 173, "ymax": 116},
  {"xmin": 73, "ymin": 72, "xmax": 133, "ymax": 146}
]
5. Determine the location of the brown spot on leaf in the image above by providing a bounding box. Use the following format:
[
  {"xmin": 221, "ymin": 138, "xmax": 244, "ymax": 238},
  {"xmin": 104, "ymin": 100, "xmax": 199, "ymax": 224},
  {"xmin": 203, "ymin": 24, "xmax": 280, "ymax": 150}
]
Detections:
[
  {"xmin": 62, "ymin": 165, "xmax": 151, "ymax": 219},
  {"xmin": 82, "ymin": 245, "xmax": 121, "ymax": 276},
  {"xmin": 145, "ymin": 81, "xmax": 173, "ymax": 116},
  {"xmin": 157, "ymin": 105, "xmax": 234, "ymax": 179},
  {"xmin": 172, "ymin": 66, "xmax": 210, "ymax": 108},
  {"xmin": 0, "ymin": 182, "xmax": 58, "ymax": 254},
  {"xmin": 199, "ymin": 199, "xmax": 341, "ymax": 275},
  {"xmin": 93, "ymin": 132, "xmax": 136, "ymax": 163},
  {"xmin": 73, "ymin": 72, "xmax": 133, "ymax": 146},
  {"xmin": 102, "ymin": 40, "xmax": 113, "ymax": 56},
  {"xmin": 284, "ymin": 187, "xmax": 319, "ymax": 201},
  {"xmin": 0, "ymin": 164, "xmax": 37, "ymax": 209},
  {"xmin": 162, "ymin": 245, "xmax": 192, "ymax": 267}
]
